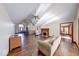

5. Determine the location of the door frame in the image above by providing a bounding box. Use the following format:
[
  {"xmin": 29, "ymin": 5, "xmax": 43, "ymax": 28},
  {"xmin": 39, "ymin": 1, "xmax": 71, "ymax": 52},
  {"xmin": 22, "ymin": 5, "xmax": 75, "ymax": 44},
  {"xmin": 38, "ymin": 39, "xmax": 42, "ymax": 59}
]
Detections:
[
  {"xmin": 60, "ymin": 22, "xmax": 73, "ymax": 43},
  {"xmin": 78, "ymin": 18, "xmax": 79, "ymax": 46}
]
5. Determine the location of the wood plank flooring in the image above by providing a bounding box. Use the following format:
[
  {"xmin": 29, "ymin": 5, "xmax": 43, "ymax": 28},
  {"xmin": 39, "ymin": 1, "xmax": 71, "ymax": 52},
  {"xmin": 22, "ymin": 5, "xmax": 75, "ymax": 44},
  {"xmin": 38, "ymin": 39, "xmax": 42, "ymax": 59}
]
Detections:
[
  {"xmin": 8, "ymin": 34, "xmax": 47, "ymax": 56},
  {"xmin": 54, "ymin": 38, "xmax": 79, "ymax": 56},
  {"xmin": 8, "ymin": 34, "xmax": 79, "ymax": 56}
]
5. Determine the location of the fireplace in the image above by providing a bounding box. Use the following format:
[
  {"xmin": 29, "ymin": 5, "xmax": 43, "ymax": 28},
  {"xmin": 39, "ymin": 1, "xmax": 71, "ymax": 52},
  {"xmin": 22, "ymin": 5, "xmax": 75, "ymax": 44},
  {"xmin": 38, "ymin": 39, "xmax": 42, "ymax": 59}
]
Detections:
[
  {"xmin": 42, "ymin": 32, "xmax": 48, "ymax": 37},
  {"xmin": 43, "ymin": 32, "xmax": 46, "ymax": 35},
  {"xmin": 41, "ymin": 28, "xmax": 49, "ymax": 37}
]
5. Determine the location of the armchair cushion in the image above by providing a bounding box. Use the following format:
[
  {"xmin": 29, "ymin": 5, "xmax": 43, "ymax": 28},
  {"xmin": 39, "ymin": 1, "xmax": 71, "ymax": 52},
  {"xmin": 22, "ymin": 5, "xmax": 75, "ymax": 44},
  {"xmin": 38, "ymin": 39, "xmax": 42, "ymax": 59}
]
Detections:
[{"xmin": 38, "ymin": 40, "xmax": 51, "ymax": 56}]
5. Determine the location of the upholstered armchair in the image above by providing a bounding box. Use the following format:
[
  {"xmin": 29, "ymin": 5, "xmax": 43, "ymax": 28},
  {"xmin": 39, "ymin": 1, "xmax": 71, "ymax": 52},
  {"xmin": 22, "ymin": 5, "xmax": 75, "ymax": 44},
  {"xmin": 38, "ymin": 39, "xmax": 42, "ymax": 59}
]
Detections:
[{"xmin": 38, "ymin": 36, "xmax": 61, "ymax": 56}]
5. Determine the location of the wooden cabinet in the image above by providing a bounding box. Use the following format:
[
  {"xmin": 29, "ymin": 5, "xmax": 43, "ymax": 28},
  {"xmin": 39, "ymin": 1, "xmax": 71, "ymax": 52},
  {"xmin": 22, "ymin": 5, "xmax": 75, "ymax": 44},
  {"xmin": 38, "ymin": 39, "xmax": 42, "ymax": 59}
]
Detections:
[{"xmin": 9, "ymin": 35, "xmax": 21, "ymax": 51}]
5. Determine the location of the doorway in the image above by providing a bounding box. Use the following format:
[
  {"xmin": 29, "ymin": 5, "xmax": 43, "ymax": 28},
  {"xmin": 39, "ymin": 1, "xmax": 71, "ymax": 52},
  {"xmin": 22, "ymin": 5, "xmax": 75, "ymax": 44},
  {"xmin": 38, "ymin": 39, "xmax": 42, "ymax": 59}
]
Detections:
[
  {"xmin": 60, "ymin": 22, "xmax": 73, "ymax": 43},
  {"xmin": 18, "ymin": 24, "xmax": 25, "ymax": 33}
]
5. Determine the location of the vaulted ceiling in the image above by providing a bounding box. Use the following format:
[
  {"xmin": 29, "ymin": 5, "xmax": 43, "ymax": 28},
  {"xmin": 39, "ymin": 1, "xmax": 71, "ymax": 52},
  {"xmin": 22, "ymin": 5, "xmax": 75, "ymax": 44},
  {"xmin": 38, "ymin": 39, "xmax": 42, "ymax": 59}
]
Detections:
[
  {"xmin": 3, "ymin": 3, "xmax": 40, "ymax": 23},
  {"xmin": 2, "ymin": 3, "xmax": 78, "ymax": 26},
  {"xmin": 35, "ymin": 3, "xmax": 78, "ymax": 26}
]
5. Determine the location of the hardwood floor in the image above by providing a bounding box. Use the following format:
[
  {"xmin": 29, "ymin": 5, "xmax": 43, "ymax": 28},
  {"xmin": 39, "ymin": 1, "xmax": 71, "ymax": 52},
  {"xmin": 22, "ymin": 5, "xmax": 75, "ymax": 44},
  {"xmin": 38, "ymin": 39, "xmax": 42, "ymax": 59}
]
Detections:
[
  {"xmin": 8, "ymin": 34, "xmax": 47, "ymax": 56},
  {"xmin": 8, "ymin": 34, "xmax": 79, "ymax": 56},
  {"xmin": 54, "ymin": 38, "xmax": 79, "ymax": 56}
]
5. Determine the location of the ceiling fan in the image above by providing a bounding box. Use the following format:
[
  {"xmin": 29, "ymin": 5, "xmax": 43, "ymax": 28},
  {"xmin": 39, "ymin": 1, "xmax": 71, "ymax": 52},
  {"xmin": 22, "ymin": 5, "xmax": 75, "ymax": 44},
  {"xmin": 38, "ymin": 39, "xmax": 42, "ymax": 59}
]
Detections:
[{"xmin": 32, "ymin": 15, "xmax": 40, "ymax": 20}]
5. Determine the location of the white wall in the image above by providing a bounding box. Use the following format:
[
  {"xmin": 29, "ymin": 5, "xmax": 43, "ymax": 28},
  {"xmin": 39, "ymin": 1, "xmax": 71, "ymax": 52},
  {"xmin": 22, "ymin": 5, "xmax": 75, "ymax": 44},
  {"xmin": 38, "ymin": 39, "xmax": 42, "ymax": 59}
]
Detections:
[
  {"xmin": 74, "ymin": 6, "xmax": 79, "ymax": 45},
  {"xmin": 41, "ymin": 4, "xmax": 78, "ymax": 38},
  {"xmin": 0, "ymin": 4, "xmax": 15, "ymax": 56},
  {"xmin": 41, "ymin": 19, "xmax": 73, "ymax": 37},
  {"xmin": 15, "ymin": 24, "xmax": 19, "ymax": 33}
]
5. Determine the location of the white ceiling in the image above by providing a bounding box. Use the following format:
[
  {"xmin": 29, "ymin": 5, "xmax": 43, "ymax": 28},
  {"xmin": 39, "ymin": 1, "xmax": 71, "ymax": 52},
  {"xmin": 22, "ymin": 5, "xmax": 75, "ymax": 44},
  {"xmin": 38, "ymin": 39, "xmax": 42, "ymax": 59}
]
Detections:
[
  {"xmin": 3, "ymin": 3, "xmax": 40, "ymax": 23},
  {"xmin": 35, "ymin": 3, "xmax": 78, "ymax": 26},
  {"xmin": 2, "ymin": 3, "xmax": 78, "ymax": 26}
]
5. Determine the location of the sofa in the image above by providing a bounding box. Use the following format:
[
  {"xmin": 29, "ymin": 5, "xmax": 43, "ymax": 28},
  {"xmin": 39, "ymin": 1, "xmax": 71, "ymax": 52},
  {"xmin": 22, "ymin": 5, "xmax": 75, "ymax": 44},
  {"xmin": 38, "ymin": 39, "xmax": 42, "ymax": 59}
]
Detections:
[{"xmin": 38, "ymin": 36, "xmax": 61, "ymax": 56}]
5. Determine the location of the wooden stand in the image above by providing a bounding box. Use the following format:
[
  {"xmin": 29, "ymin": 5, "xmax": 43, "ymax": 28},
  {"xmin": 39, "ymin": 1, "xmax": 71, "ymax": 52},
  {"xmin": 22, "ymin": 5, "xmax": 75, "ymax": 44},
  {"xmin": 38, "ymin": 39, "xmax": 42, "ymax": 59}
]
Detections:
[{"xmin": 9, "ymin": 35, "xmax": 21, "ymax": 51}]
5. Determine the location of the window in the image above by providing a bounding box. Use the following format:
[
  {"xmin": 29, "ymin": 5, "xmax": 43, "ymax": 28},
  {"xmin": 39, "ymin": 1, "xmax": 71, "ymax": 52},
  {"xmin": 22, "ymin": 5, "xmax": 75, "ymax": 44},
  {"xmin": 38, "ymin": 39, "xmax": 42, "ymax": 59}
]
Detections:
[{"xmin": 19, "ymin": 24, "xmax": 24, "ymax": 32}]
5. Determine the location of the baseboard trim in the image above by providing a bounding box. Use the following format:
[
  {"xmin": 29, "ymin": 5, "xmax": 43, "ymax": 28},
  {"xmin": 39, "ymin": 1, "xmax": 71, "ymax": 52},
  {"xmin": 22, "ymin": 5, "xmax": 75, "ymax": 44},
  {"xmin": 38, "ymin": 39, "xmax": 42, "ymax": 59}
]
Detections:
[{"xmin": 1, "ymin": 49, "xmax": 9, "ymax": 56}]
